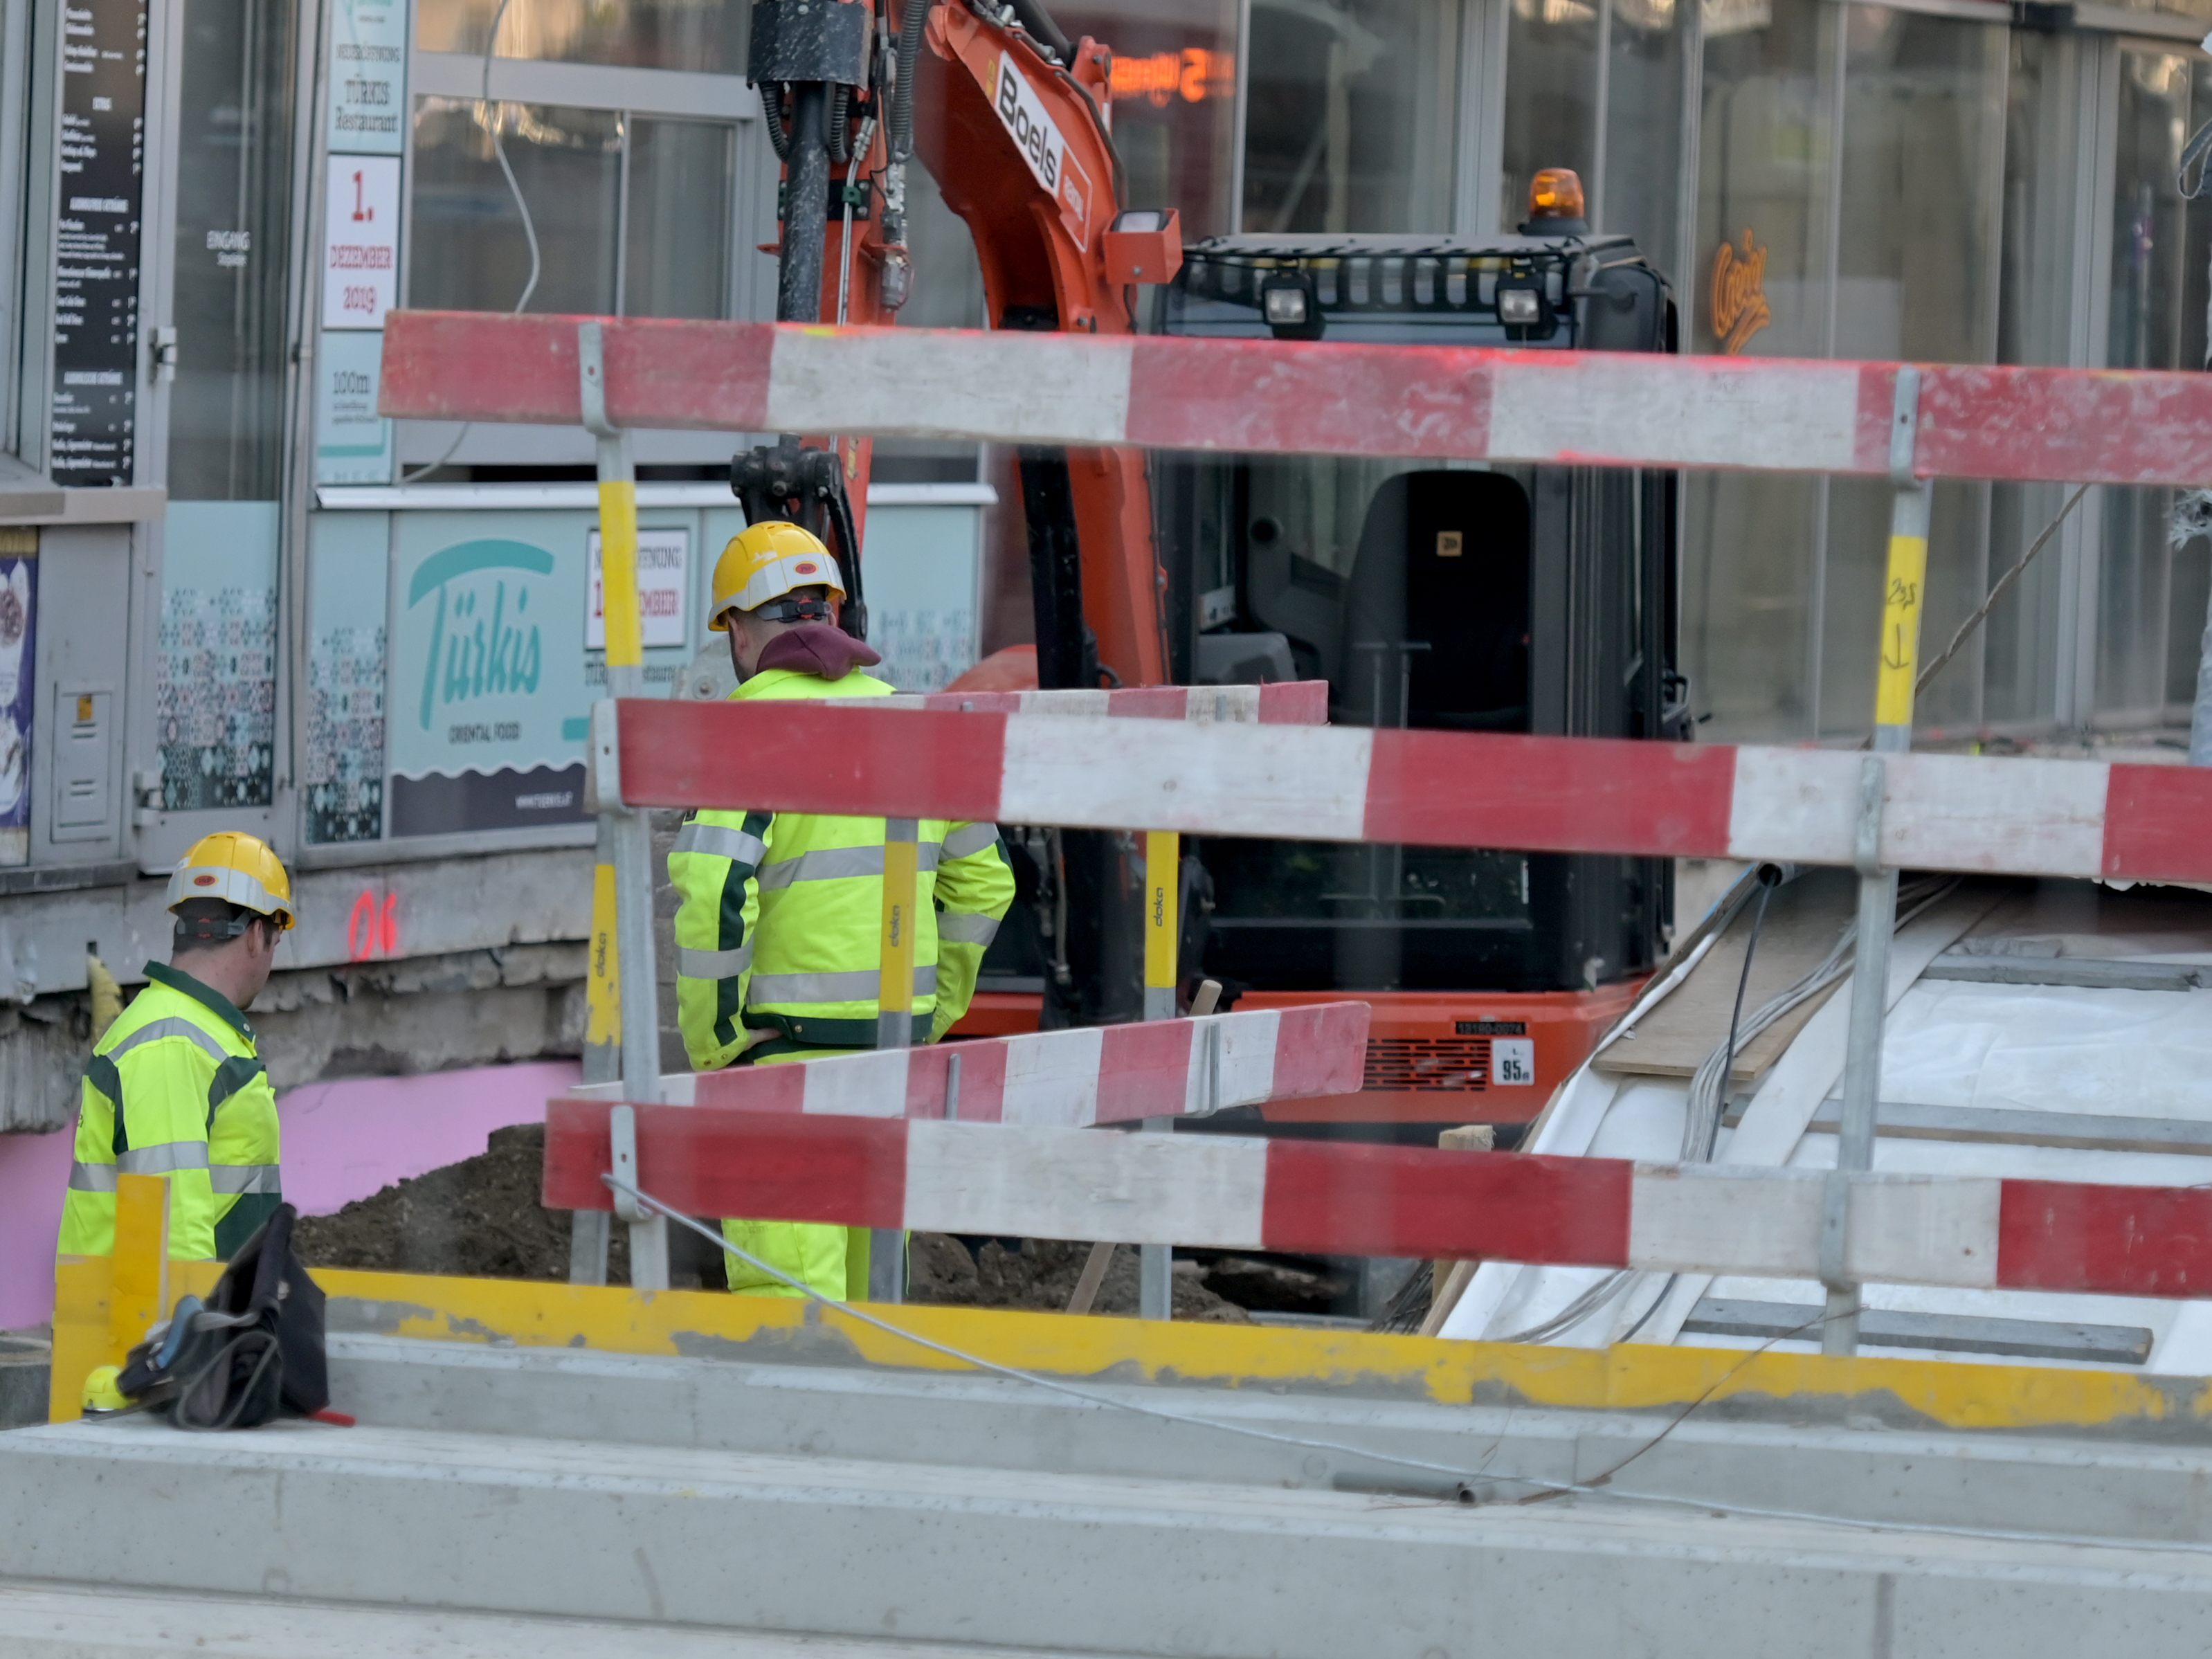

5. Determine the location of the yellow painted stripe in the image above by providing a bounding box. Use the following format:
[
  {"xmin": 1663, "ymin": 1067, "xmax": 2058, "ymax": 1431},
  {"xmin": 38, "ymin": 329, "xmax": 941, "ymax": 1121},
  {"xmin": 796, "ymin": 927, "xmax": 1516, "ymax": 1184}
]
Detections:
[
  {"xmin": 1144, "ymin": 830, "xmax": 1178, "ymax": 993},
  {"xmin": 255, "ymin": 1265, "xmax": 2212, "ymax": 1440},
  {"xmin": 586, "ymin": 858, "xmax": 619, "ymax": 1048},
  {"xmin": 597, "ymin": 477, "xmax": 644, "ymax": 671},
  {"xmin": 47, "ymin": 1249, "xmax": 2212, "ymax": 1435},
  {"xmin": 1874, "ymin": 531, "xmax": 1929, "ymax": 727},
  {"xmin": 879, "ymin": 833, "xmax": 919, "ymax": 1016}
]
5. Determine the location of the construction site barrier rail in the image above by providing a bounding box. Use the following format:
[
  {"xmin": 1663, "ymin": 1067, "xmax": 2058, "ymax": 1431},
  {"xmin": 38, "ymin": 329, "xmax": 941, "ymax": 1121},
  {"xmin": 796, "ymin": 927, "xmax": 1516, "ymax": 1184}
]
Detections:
[
  {"xmin": 381, "ymin": 311, "xmax": 2212, "ymax": 487},
  {"xmin": 391, "ymin": 309, "xmax": 2209, "ymax": 1349},
  {"xmin": 543, "ymin": 1105, "xmax": 2212, "ymax": 1304},
  {"xmin": 563, "ymin": 1003, "xmax": 1368, "ymax": 1124},
  {"xmin": 602, "ymin": 697, "xmax": 2212, "ymax": 887}
]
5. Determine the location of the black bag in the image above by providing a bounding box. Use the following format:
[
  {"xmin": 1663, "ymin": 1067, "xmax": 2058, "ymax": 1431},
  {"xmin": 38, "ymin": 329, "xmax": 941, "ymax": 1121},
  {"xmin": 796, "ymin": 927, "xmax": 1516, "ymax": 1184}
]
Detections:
[{"xmin": 117, "ymin": 1204, "xmax": 328, "ymax": 1431}]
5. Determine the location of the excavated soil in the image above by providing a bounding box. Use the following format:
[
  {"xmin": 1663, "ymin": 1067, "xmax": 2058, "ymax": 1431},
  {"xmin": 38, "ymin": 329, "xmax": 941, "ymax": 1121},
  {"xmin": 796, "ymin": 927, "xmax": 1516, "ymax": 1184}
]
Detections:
[{"xmin": 293, "ymin": 1123, "xmax": 1344, "ymax": 1319}]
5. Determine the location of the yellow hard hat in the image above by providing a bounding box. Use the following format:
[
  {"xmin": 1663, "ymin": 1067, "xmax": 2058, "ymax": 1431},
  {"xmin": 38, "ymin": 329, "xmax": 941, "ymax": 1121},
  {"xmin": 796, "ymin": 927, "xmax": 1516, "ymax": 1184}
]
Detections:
[
  {"xmin": 167, "ymin": 831, "xmax": 296, "ymax": 930},
  {"xmin": 81, "ymin": 1363, "xmax": 129, "ymax": 1413},
  {"xmin": 708, "ymin": 521, "xmax": 846, "ymax": 631}
]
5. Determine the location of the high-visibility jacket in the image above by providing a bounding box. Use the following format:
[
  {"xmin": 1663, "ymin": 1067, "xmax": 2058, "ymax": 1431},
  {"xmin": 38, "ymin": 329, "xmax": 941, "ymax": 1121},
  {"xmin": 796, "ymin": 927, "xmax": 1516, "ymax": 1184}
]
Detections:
[
  {"xmin": 669, "ymin": 665, "xmax": 1017, "ymax": 1071},
  {"xmin": 670, "ymin": 664, "xmax": 1017, "ymax": 1298},
  {"xmin": 56, "ymin": 962, "xmax": 281, "ymax": 1261}
]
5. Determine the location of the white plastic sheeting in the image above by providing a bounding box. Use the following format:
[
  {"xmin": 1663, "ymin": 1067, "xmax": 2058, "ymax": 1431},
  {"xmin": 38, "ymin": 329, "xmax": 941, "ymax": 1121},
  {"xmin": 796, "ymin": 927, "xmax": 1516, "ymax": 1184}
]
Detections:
[{"xmin": 1440, "ymin": 881, "xmax": 2212, "ymax": 1373}]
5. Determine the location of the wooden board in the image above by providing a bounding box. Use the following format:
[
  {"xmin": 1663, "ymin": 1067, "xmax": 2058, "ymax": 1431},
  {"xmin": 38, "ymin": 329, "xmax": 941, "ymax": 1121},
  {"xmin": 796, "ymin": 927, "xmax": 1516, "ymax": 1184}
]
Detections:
[{"xmin": 1596, "ymin": 868, "xmax": 1858, "ymax": 1085}]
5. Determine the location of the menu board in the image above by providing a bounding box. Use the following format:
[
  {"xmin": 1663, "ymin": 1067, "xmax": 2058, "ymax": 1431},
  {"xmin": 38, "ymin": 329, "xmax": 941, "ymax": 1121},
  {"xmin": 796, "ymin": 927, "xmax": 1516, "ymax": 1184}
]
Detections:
[{"xmin": 49, "ymin": 0, "xmax": 149, "ymax": 488}]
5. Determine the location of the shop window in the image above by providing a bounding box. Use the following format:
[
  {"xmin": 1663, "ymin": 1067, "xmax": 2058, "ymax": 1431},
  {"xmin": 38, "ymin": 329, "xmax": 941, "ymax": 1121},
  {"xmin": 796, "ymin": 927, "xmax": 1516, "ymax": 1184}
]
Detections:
[
  {"xmin": 1604, "ymin": 0, "xmax": 1687, "ymax": 266},
  {"xmin": 415, "ymin": 0, "xmax": 746, "ymax": 75},
  {"xmin": 1819, "ymin": 8, "xmax": 2006, "ymax": 736},
  {"xmin": 1060, "ymin": 0, "xmax": 1240, "ymax": 237},
  {"xmin": 1680, "ymin": 0, "xmax": 1831, "ymax": 741},
  {"xmin": 1984, "ymin": 30, "xmax": 2085, "ymax": 727},
  {"xmin": 167, "ymin": 0, "xmax": 296, "ymax": 502},
  {"xmin": 1242, "ymin": 0, "xmax": 1458, "ymax": 233},
  {"xmin": 408, "ymin": 100, "xmax": 732, "ymax": 320},
  {"xmin": 1503, "ymin": 0, "xmax": 1599, "ymax": 233},
  {"xmin": 2098, "ymin": 48, "xmax": 2211, "ymax": 718}
]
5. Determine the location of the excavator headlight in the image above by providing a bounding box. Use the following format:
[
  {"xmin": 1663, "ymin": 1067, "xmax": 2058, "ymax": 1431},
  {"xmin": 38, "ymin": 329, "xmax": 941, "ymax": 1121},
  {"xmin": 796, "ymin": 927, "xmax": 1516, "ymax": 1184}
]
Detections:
[
  {"xmin": 1496, "ymin": 286, "xmax": 1543, "ymax": 326},
  {"xmin": 1260, "ymin": 274, "xmax": 1323, "ymax": 339}
]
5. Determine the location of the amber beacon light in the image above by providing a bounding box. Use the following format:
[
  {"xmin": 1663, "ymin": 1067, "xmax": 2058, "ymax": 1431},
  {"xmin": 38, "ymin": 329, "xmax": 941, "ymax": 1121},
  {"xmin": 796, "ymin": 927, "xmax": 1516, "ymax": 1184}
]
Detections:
[{"xmin": 1527, "ymin": 168, "xmax": 1586, "ymax": 221}]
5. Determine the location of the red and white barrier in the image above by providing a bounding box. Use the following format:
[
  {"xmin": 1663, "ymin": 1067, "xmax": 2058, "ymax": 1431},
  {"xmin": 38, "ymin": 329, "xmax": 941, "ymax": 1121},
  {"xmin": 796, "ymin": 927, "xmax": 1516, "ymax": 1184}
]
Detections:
[
  {"xmin": 862, "ymin": 682, "xmax": 1327, "ymax": 725},
  {"xmin": 608, "ymin": 698, "xmax": 2212, "ymax": 887},
  {"xmin": 543, "ymin": 1105, "xmax": 2212, "ymax": 1300},
  {"xmin": 383, "ymin": 311, "xmax": 2212, "ymax": 488},
  {"xmin": 567, "ymin": 1004, "xmax": 1368, "ymax": 1124}
]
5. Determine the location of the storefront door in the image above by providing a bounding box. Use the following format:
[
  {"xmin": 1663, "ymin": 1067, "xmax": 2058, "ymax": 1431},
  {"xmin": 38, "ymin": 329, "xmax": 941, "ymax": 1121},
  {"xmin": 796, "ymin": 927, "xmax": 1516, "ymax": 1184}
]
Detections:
[{"xmin": 138, "ymin": 0, "xmax": 300, "ymax": 868}]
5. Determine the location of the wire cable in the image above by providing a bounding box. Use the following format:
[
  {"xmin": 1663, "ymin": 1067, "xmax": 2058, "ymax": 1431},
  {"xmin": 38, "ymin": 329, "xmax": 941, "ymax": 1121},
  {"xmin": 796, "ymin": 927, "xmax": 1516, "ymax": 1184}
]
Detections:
[
  {"xmin": 601, "ymin": 1173, "xmax": 2212, "ymax": 1560},
  {"xmin": 397, "ymin": 0, "xmax": 541, "ymax": 484}
]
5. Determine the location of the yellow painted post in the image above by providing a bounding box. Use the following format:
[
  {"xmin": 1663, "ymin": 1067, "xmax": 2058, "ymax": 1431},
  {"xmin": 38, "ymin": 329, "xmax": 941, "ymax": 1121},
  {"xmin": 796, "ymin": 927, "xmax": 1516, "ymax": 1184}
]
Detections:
[
  {"xmin": 48, "ymin": 1175, "xmax": 170, "ymax": 1421},
  {"xmin": 109, "ymin": 1173, "xmax": 170, "ymax": 1361},
  {"xmin": 1874, "ymin": 518, "xmax": 1929, "ymax": 737},
  {"xmin": 1143, "ymin": 831, "xmax": 1179, "ymax": 1022},
  {"xmin": 876, "ymin": 821, "xmax": 921, "ymax": 1051},
  {"xmin": 869, "ymin": 817, "xmax": 921, "ymax": 1302},
  {"xmin": 570, "ymin": 830, "xmax": 622, "ymax": 1284},
  {"xmin": 1139, "ymin": 829, "xmax": 1179, "ymax": 1319},
  {"xmin": 580, "ymin": 318, "xmax": 667, "ymax": 1292},
  {"xmin": 597, "ymin": 469, "xmax": 644, "ymax": 681}
]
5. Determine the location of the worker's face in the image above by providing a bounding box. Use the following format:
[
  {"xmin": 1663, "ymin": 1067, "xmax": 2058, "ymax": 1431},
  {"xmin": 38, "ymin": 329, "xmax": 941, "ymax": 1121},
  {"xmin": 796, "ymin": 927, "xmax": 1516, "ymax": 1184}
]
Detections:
[
  {"xmin": 235, "ymin": 919, "xmax": 280, "ymax": 1008},
  {"xmin": 725, "ymin": 600, "xmax": 837, "ymax": 680}
]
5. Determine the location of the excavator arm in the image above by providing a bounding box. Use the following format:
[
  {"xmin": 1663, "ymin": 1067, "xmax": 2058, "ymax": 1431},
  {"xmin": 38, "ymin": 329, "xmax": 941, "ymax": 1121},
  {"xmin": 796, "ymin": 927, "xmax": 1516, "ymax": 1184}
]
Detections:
[{"xmin": 738, "ymin": 0, "xmax": 1176, "ymax": 689}]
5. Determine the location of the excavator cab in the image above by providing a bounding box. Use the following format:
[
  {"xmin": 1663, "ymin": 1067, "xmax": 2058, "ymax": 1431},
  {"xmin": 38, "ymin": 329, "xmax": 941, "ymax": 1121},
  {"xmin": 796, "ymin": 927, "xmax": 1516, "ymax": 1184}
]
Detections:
[{"xmin": 1150, "ymin": 221, "xmax": 1685, "ymax": 1125}]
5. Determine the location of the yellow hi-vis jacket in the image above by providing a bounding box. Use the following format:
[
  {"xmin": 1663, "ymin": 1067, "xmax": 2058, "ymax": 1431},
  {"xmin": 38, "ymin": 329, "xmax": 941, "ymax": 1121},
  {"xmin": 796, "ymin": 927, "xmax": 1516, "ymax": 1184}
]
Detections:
[
  {"xmin": 56, "ymin": 962, "xmax": 282, "ymax": 1261},
  {"xmin": 671, "ymin": 664, "xmax": 1016, "ymax": 1300},
  {"xmin": 669, "ymin": 665, "xmax": 1017, "ymax": 1071}
]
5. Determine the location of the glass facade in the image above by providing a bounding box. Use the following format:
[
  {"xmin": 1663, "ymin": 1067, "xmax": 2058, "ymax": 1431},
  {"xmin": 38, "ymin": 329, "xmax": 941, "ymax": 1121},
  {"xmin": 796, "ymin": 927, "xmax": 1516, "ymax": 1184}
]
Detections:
[
  {"xmin": 21, "ymin": 0, "xmax": 2212, "ymax": 883},
  {"xmin": 1242, "ymin": 0, "xmax": 1460, "ymax": 232},
  {"xmin": 408, "ymin": 100, "xmax": 734, "ymax": 320},
  {"xmin": 415, "ymin": 0, "xmax": 747, "ymax": 73},
  {"xmin": 1683, "ymin": 0, "xmax": 1831, "ymax": 740}
]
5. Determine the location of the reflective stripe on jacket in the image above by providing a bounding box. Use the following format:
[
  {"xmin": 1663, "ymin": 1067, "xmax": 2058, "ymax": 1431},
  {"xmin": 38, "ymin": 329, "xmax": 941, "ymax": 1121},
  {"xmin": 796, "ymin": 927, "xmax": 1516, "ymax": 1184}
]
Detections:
[
  {"xmin": 57, "ymin": 961, "xmax": 281, "ymax": 1260},
  {"xmin": 669, "ymin": 665, "xmax": 1017, "ymax": 1071}
]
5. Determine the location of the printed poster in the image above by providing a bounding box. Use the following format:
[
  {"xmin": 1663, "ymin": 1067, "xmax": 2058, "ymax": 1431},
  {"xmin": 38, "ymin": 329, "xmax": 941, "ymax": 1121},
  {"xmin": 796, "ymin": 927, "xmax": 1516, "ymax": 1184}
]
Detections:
[
  {"xmin": 0, "ymin": 532, "xmax": 36, "ymax": 866},
  {"xmin": 387, "ymin": 512, "xmax": 691, "ymax": 837}
]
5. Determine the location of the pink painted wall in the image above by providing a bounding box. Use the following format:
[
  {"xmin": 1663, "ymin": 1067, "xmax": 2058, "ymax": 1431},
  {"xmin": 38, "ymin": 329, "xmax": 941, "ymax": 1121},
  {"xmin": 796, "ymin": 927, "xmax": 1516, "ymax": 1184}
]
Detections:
[{"xmin": 0, "ymin": 1058, "xmax": 577, "ymax": 1331}]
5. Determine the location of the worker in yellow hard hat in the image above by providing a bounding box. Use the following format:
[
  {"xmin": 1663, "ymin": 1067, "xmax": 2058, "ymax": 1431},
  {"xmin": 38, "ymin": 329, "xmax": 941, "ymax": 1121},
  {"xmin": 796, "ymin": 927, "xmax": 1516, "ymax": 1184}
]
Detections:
[
  {"xmin": 669, "ymin": 521, "xmax": 1015, "ymax": 1299},
  {"xmin": 57, "ymin": 832, "xmax": 293, "ymax": 1261}
]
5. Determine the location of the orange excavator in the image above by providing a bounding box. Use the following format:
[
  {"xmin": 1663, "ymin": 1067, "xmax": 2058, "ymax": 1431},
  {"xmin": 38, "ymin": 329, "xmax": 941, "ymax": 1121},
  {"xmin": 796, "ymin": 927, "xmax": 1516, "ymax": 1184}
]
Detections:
[{"xmin": 739, "ymin": 0, "xmax": 1685, "ymax": 1136}]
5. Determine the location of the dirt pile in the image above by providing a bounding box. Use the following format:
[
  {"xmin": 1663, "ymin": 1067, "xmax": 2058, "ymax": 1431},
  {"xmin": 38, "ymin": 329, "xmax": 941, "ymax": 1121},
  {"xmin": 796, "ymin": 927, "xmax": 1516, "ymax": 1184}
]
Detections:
[
  {"xmin": 908, "ymin": 1235, "xmax": 1251, "ymax": 1322},
  {"xmin": 294, "ymin": 1124, "xmax": 631, "ymax": 1283}
]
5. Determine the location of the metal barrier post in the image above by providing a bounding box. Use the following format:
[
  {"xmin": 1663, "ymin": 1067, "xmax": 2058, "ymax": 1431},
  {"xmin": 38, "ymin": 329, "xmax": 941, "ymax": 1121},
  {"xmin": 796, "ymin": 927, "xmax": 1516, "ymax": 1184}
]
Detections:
[
  {"xmin": 1139, "ymin": 829, "xmax": 1178, "ymax": 1321},
  {"xmin": 580, "ymin": 321, "xmax": 669, "ymax": 1294},
  {"xmin": 868, "ymin": 816, "xmax": 920, "ymax": 1303},
  {"xmin": 1822, "ymin": 368, "xmax": 1925, "ymax": 1356},
  {"xmin": 568, "ymin": 815, "xmax": 619, "ymax": 1285}
]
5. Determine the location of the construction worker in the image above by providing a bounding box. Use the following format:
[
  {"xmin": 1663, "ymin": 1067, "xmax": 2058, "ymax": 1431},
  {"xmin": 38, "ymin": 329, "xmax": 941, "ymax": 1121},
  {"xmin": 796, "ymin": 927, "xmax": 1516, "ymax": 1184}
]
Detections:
[
  {"xmin": 57, "ymin": 832, "xmax": 293, "ymax": 1261},
  {"xmin": 671, "ymin": 521, "xmax": 1015, "ymax": 1300}
]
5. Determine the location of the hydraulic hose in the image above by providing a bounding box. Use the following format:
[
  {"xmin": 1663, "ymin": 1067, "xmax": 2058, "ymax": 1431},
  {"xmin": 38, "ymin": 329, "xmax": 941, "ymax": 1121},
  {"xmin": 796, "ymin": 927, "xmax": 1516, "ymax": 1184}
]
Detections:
[
  {"xmin": 1004, "ymin": 0, "xmax": 1071, "ymax": 63},
  {"xmin": 761, "ymin": 80, "xmax": 792, "ymax": 161},
  {"xmin": 891, "ymin": 0, "xmax": 926, "ymax": 162},
  {"xmin": 777, "ymin": 83, "xmax": 831, "ymax": 323}
]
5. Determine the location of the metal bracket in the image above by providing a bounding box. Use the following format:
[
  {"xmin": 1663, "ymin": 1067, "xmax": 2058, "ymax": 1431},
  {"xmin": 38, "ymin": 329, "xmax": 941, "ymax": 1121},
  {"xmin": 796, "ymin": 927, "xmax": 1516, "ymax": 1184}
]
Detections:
[
  {"xmin": 1204, "ymin": 1019, "xmax": 1222, "ymax": 1118},
  {"xmin": 1852, "ymin": 752, "xmax": 1885, "ymax": 878},
  {"xmin": 608, "ymin": 1103, "xmax": 643, "ymax": 1222},
  {"xmin": 586, "ymin": 699, "xmax": 624, "ymax": 813},
  {"xmin": 1888, "ymin": 364, "xmax": 1921, "ymax": 484},
  {"xmin": 944, "ymin": 1051, "xmax": 963, "ymax": 1121},
  {"xmin": 578, "ymin": 320, "xmax": 614, "ymax": 439}
]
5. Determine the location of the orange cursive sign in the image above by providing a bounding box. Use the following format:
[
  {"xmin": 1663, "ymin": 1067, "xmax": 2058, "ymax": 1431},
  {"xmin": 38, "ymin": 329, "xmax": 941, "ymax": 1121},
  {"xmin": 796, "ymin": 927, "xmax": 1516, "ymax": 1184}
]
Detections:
[{"xmin": 1710, "ymin": 230, "xmax": 1771, "ymax": 355}]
